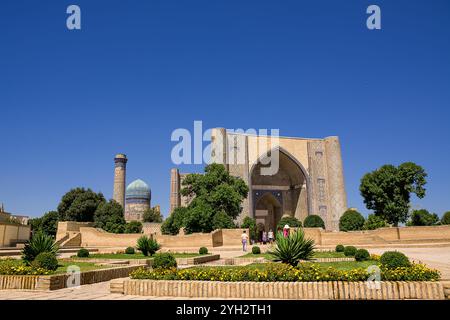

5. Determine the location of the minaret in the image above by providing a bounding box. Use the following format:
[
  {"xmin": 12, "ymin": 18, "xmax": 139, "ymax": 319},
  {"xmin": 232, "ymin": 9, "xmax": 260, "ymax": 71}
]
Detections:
[
  {"xmin": 169, "ymin": 168, "xmax": 180, "ymax": 214},
  {"xmin": 113, "ymin": 153, "xmax": 127, "ymax": 208}
]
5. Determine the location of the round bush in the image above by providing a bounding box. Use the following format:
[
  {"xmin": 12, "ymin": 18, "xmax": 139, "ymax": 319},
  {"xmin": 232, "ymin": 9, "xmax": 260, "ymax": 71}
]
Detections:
[
  {"xmin": 31, "ymin": 252, "xmax": 59, "ymax": 271},
  {"xmin": 303, "ymin": 215, "xmax": 325, "ymax": 228},
  {"xmin": 335, "ymin": 244, "xmax": 345, "ymax": 252},
  {"xmin": 355, "ymin": 249, "xmax": 370, "ymax": 261},
  {"xmin": 442, "ymin": 211, "xmax": 450, "ymax": 225},
  {"xmin": 339, "ymin": 210, "xmax": 365, "ymax": 231},
  {"xmin": 77, "ymin": 248, "xmax": 89, "ymax": 258},
  {"xmin": 152, "ymin": 253, "xmax": 177, "ymax": 269},
  {"xmin": 125, "ymin": 247, "xmax": 135, "ymax": 255},
  {"xmin": 252, "ymin": 246, "xmax": 261, "ymax": 254},
  {"xmin": 380, "ymin": 251, "xmax": 411, "ymax": 269},
  {"xmin": 276, "ymin": 216, "xmax": 302, "ymax": 230},
  {"xmin": 199, "ymin": 247, "xmax": 208, "ymax": 255},
  {"xmin": 344, "ymin": 246, "xmax": 357, "ymax": 257}
]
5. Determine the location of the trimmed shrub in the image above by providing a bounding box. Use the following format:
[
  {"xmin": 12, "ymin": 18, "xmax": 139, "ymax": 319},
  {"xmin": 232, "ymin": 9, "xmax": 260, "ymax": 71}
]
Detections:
[
  {"xmin": 380, "ymin": 251, "xmax": 411, "ymax": 269},
  {"xmin": 364, "ymin": 214, "xmax": 387, "ymax": 230},
  {"xmin": 152, "ymin": 253, "xmax": 177, "ymax": 269},
  {"xmin": 199, "ymin": 247, "xmax": 208, "ymax": 255},
  {"xmin": 335, "ymin": 244, "xmax": 345, "ymax": 252},
  {"xmin": 252, "ymin": 246, "xmax": 261, "ymax": 254},
  {"xmin": 303, "ymin": 215, "xmax": 325, "ymax": 228},
  {"xmin": 124, "ymin": 221, "xmax": 143, "ymax": 233},
  {"xmin": 354, "ymin": 249, "xmax": 370, "ymax": 261},
  {"xmin": 125, "ymin": 247, "xmax": 135, "ymax": 255},
  {"xmin": 31, "ymin": 252, "xmax": 59, "ymax": 271},
  {"xmin": 276, "ymin": 216, "xmax": 302, "ymax": 230},
  {"xmin": 77, "ymin": 248, "xmax": 90, "ymax": 258},
  {"xmin": 339, "ymin": 210, "xmax": 365, "ymax": 231},
  {"xmin": 344, "ymin": 246, "xmax": 357, "ymax": 257},
  {"xmin": 442, "ymin": 211, "xmax": 450, "ymax": 225}
]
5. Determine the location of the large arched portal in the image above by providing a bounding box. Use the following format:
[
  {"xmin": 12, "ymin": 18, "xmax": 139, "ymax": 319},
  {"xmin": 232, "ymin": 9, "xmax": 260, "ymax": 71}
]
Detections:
[{"xmin": 250, "ymin": 148, "xmax": 310, "ymax": 231}]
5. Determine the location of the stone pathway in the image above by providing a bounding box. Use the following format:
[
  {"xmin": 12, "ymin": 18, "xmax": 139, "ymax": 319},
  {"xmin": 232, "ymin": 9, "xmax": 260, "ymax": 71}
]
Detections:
[{"xmin": 1, "ymin": 245, "xmax": 449, "ymax": 300}]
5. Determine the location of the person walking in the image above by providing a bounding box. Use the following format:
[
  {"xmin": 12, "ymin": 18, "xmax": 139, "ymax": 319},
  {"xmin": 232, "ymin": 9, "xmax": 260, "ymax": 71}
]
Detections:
[
  {"xmin": 241, "ymin": 230, "xmax": 249, "ymax": 252},
  {"xmin": 268, "ymin": 229, "xmax": 274, "ymax": 243},
  {"xmin": 262, "ymin": 231, "xmax": 267, "ymax": 245},
  {"xmin": 283, "ymin": 224, "xmax": 290, "ymax": 238}
]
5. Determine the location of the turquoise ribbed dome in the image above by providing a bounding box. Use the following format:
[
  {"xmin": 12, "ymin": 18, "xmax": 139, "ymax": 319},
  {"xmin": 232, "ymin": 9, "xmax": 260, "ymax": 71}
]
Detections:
[{"xmin": 126, "ymin": 179, "xmax": 151, "ymax": 200}]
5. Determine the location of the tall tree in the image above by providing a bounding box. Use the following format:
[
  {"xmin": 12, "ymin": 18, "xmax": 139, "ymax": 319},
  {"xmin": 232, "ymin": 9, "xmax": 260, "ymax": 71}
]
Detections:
[
  {"xmin": 143, "ymin": 207, "xmax": 163, "ymax": 223},
  {"xmin": 93, "ymin": 199, "xmax": 126, "ymax": 233},
  {"xmin": 28, "ymin": 211, "xmax": 59, "ymax": 237},
  {"xmin": 162, "ymin": 163, "xmax": 248, "ymax": 234},
  {"xmin": 359, "ymin": 162, "xmax": 427, "ymax": 226},
  {"xmin": 57, "ymin": 188, "xmax": 106, "ymax": 222}
]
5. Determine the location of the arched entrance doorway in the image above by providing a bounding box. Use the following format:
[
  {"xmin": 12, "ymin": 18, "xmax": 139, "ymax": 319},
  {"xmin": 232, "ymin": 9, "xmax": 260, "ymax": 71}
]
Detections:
[{"xmin": 250, "ymin": 147, "xmax": 310, "ymax": 231}]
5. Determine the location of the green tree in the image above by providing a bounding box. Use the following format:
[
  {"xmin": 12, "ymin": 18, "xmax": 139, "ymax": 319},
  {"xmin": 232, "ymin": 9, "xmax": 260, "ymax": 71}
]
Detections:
[
  {"xmin": 28, "ymin": 211, "xmax": 59, "ymax": 237},
  {"xmin": 143, "ymin": 207, "xmax": 163, "ymax": 223},
  {"xmin": 212, "ymin": 211, "xmax": 235, "ymax": 230},
  {"xmin": 58, "ymin": 188, "xmax": 106, "ymax": 222},
  {"xmin": 360, "ymin": 162, "xmax": 427, "ymax": 226},
  {"xmin": 363, "ymin": 214, "xmax": 387, "ymax": 230},
  {"xmin": 339, "ymin": 209, "xmax": 365, "ymax": 231},
  {"xmin": 303, "ymin": 215, "xmax": 325, "ymax": 228},
  {"xmin": 177, "ymin": 163, "xmax": 248, "ymax": 233},
  {"xmin": 277, "ymin": 216, "xmax": 302, "ymax": 230},
  {"xmin": 93, "ymin": 200, "xmax": 126, "ymax": 233},
  {"xmin": 161, "ymin": 207, "xmax": 187, "ymax": 235},
  {"xmin": 407, "ymin": 209, "xmax": 440, "ymax": 226},
  {"xmin": 442, "ymin": 211, "xmax": 450, "ymax": 225},
  {"xmin": 241, "ymin": 216, "xmax": 257, "ymax": 241},
  {"xmin": 124, "ymin": 221, "xmax": 143, "ymax": 234}
]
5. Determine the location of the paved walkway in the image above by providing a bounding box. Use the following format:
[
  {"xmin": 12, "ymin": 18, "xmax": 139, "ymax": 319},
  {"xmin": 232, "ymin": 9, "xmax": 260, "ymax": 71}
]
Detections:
[{"xmin": 1, "ymin": 245, "xmax": 449, "ymax": 300}]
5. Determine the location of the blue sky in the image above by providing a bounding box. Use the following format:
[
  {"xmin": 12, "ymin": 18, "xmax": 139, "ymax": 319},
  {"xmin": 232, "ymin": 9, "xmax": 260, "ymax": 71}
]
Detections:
[{"xmin": 1, "ymin": 0, "xmax": 449, "ymax": 218}]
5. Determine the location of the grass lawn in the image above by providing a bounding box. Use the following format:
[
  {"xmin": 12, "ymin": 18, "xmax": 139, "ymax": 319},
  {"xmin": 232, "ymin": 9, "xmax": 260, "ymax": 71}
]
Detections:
[
  {"xmin": 76, "ymin": 252, "xmax": 206, "ymax": 260},
  {"xmin": 303, "ymin": 260, "xmax": 379, "ymax": 270},
  {"xmin": 55, "ymin": 259, "xmax": 113, "ymax": 274},
  {"xmin": 192, "ymin": 260, "xmax": 378, "ymax": 272},
  {"xmin": 237, "ymin": 251, "xmax": 345, "ymax": 260}
]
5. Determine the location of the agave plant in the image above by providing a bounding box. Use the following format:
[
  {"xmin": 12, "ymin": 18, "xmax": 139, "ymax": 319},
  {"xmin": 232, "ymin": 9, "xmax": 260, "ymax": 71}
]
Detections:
[
  {"xmin": 137, "ymin": 235, "xmax": 160, "ymax": 256},
  {"xmin": 21, "ymin": 231, "xmax": 59, "ymax": 265},
  {"xmin": 268, "ymin": 228, "xmax": 315, "ymax": 267}
]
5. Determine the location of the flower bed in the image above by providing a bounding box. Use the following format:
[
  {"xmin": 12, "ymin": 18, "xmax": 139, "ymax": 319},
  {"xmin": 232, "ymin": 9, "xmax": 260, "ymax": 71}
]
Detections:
[
  {"xmin": 0, "ymin": 259, "xmax": 50, "ymax": 275},
  {"xmin": 130, "ymin": 262, "xmax": 440, "ymax": 282}
]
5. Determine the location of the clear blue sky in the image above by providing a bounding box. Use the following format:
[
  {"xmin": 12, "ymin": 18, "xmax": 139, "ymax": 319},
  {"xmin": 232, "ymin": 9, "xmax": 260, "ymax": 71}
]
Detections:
[{"xmin": 1, "ymin": 0, "xmax": 449, "ymax": 219}]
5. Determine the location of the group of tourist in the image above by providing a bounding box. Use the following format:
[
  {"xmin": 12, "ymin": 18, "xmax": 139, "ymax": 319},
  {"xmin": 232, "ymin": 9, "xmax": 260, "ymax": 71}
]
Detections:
[{"xmin": 241, "ymin": 225, "xmax": 291, "ymax": 252}]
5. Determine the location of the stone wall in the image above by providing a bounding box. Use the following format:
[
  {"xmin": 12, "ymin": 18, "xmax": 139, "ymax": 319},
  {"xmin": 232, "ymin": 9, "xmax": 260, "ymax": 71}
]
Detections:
[
  {"xmin": 0, "ymin": 222, "xmax": 30, "ymax": 247},
  {"xmin": 303, "ymin": 225, "xmax": 450, "ymax": 246},
  {"xmin": 58, "ymin": 222, "xmax": 249, "ymax": 249},
  {"xmin": 143, "ymin": 223, "xmax": 163, "ymax": 236},
  {"xmin": 112, "ymin": 279, "xmax": 445, "ymax": 300}
]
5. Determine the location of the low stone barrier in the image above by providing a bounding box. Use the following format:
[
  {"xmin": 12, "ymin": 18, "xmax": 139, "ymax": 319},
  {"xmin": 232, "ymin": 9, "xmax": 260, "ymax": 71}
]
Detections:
[
  {"xmin": 229, "ymin": 257, "xmax": 354, "ymax": 265},
  {"xmin": 111, "ymin": 279, "xmax": 445, "ymax": 300},
  {"xmin": 0, "ymin": 265, "xmax": 141, "ymax": 291},
  {"xmin": 72, "ymin": 254, "xmax": 220, "ymax": 266}
]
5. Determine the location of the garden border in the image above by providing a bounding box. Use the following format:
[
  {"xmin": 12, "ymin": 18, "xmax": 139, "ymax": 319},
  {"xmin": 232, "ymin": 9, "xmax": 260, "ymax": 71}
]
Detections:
[
  {"xmin": 110, "ymin": 279, "xmax": 445, "ymax": 300},
  {"xmin": 0, "ymin": 265, "xmax": 141, "ymax": 291}
]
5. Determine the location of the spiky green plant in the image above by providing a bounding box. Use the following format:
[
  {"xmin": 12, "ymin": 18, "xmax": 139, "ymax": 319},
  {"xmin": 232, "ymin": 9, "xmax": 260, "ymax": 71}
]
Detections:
[
  {"xmin": 268, "ymin": 229, "xmax": 315, "ymax": 267},
  {"xmin": 21, "ymin": 231, "xmax": 59, "ymax": 265},
  {"xmin": 137, "ymin": 236, "xmax": 160, "ymax": 256}
]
